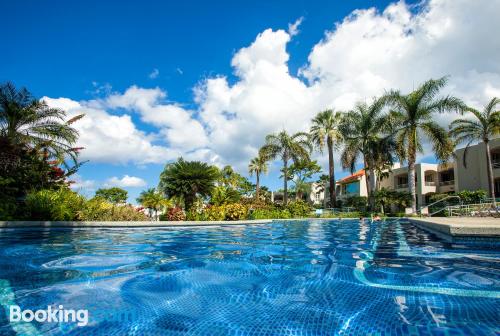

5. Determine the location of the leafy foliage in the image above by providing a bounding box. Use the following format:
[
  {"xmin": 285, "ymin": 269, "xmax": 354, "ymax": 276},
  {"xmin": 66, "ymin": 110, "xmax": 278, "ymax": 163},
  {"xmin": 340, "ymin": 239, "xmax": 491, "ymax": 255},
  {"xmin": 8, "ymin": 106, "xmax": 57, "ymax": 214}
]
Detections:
[
  {"xmin": 137, "ymin": 188, "xmax": 171, "ymax": 220},
  {"xmin": 159, "ymin": 158, "xmax": 219, "ymax": 211},
  {"xmin": 78, "ymin": 197, "xmax": 148, "ymax": 221},
  {"xmin": 261, "ymin": 130, "xmax": 312, "ymax": 205},
  {"xmin": 164, "ymin": 207, "xmax": 186, "ymax": 221},
  {"xmin": 210, "ymin": 185, "xmax": 241, "ymax": 206},
  {"xmin": 0, "ymin": 82, "xmax": 83, "ymax": 168},
  {"xmin": 286, "ymin": 200, "xmax": 313, "ymax": 217},
  {"xmin": 25, "ymin": 188, "xmax": 85, "ymax": 221},
  {"xmin": 95, "ymin": 187, "xmax": 128, "ymax": 204},
  {"xmin": 384, "ymin": 77, "xmax": 466, "ymax": 211},
  {"xmin": 310, "ymin": 109, "xmax": 343, "ymax": 206},
  {"xmin": 224, "ymin": 203, "xmax": 248, "ymax": 220}
]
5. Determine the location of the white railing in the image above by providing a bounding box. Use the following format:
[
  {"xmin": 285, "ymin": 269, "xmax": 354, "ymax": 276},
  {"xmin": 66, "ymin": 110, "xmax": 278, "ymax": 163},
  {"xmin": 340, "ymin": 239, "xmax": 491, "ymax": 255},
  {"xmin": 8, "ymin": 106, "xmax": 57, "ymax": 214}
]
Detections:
[
  {"xmin": 419, "ymin": 195, "xmax": 461, "ymax": 216},
  {"xmin": 425, "ymin": 181, "xmax": 436, "ymax": 186},
  {"xmin": 446, "ymin": 202, "xmax": 500, "ymax": 217},
  {"xmin": 439, "ymin": 180, "xmax": 455, "ymax": 186}
]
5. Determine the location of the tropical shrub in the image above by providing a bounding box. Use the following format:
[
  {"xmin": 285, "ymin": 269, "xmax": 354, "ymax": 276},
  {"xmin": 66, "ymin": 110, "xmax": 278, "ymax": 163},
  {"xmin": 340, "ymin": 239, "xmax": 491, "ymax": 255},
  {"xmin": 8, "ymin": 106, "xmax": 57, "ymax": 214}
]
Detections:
[
  {"xmin": 78, "ymin": 197, "xmax": 148, "ymax": 221},
  {"xmin": 248, "ymin": 209, "xmax": 291, "ymax": 220},
  {"xmin": 210, "ymin": 185, "xmax": 240, "ymax": 206},
  {"xmin": 203, "ymin": 205, "xmax": 226, "ymax": 221},
  {"xmin": 286, "ymin": 200, "xmax": 312, "ymax": 217},
  {"xmin": 158, "ymin": 158, "xmax": 219, "ymax": 211},
  {"xmin": 456, "ymin": 190, "xmax": 487, "ymax": 204},
  {"xmin": 224, "ymin": 203, "xmax": 247, "ymax": 220},
  {"xmin": 165, "ymin": 207, "xmax": 186, "ymax": 221},
  {"xmin": 344, "ymin": 196, "xmax": 368, "ymax": 210},
  {"xmin": 25, "ymin": 188, "xmax": 85, "ymax": 221}
]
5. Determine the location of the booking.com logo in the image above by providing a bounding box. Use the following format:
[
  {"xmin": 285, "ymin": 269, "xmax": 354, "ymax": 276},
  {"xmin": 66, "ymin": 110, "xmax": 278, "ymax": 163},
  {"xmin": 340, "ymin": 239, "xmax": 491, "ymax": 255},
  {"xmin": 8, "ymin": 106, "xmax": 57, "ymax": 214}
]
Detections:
[{"xmin": 9, "ymin": 305, "xmax": 89, "ymax": 327}]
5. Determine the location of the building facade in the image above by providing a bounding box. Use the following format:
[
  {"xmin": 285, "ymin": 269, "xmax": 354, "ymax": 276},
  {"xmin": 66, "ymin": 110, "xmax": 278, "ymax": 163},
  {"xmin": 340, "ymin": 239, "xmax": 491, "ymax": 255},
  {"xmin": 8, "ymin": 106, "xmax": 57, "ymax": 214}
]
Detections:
[{"xmin": 314, "ymin": 137, "xmax": 500, "ymax": 207}]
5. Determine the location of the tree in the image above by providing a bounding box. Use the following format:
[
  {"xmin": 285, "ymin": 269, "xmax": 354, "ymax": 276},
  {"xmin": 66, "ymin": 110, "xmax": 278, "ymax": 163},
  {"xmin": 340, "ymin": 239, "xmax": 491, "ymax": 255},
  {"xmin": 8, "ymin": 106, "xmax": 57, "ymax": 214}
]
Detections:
[
  {"xmin": 310, "ymin": 110, "xmax": 343, "ymax": 206},
  {"xmin": 0, "ymin": 82, "xmax": 83, "ymax": 167},
  {"xmin": 340, "ymin": 97, "xmax": 394, "ymax": 210},
  {"xmin": 449, "ymin": 97, "xmax": 500, "ymax": 203},
  {"xmin": 385, "ymin": 77, "xmax": 466, "ymax": 213},
  {"xmin": 248, "ymin": 152, "xmax": 269, "ymax": 200},
  {"xmin": 158, "ymin": 158, "xmax": 219, "ymax": 211},
  {"xmin": 137, "ymin": 188, "xmax": 171, "ymax": 220},
  {"xmin": 261, "ymin": 131, "xmax": 312, "ymax": 205},
  {"xmin": 95, "ymin": 187, "xmax": 128, "ymax": 204},
  {"xmin": 216, "ymin": 165, "xmax": 254, "ymax": 197},
  {"xmin": 284, "ymin": 159, "xmax": 322, "ymax": 200}
]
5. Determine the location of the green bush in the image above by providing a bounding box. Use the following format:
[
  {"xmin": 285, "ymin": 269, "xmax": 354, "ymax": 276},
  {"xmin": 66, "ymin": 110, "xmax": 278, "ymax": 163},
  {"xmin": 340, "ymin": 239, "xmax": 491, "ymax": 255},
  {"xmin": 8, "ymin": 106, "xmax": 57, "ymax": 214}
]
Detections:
[
  {"xmin": 224, "ymin": 203, "xmax": 247, "ymax": 220},
  {"xmin": 456, "ymin": 190, "xmax": 487, "ymax": 204},
  {"xmin": 25, "ymin": 188, "xmax": 85, "ymax": 221},
  {"xmin": 286, "ymin": 200, "xmax": 312, "ymax": 217},
  {"xmin": 78, "ymin": 197, "xmax": 148, "ymax": 221},
  {"xmin": 344, "ymin": 196, "xmax": 368, "ymax": 210},
  {"xmin": 248, "ymin": 208, "xmax": 291, "ymax": 219},
  {"xmin": 202, "ymin": 205, "xmax": 226, "ymax": 221}
]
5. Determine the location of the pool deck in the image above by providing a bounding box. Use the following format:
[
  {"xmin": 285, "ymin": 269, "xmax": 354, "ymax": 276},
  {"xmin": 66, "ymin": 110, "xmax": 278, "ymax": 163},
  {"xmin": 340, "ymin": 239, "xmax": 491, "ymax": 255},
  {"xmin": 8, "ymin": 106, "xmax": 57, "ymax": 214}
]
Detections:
[
  {"xmin": 408, "ymin": 217, "xmax": 500, "ymax": 242},
  {"xmin": 0, "ymin": 219, "xmax": 273, "ymax": 228}
]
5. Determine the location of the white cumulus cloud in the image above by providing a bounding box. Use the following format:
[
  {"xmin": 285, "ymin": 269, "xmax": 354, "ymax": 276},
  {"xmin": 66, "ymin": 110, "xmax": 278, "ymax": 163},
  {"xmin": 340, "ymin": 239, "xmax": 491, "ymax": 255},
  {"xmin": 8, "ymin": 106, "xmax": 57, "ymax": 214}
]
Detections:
[{"xmin": 104, "ymin": 175, "xmax": 147, "ymax": 188}]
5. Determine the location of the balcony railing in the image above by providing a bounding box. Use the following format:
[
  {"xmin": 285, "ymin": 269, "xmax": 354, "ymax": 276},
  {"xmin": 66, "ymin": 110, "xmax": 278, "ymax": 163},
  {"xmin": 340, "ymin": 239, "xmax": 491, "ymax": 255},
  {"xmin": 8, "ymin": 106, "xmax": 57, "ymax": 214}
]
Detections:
[
  {"xmin": 439, "ymin": 180, "xmax": 455, "ymax": 186},
  {"xmin": 425, "ymin": 181, "xmax": 436, "ymax": 186},
  {"xmin": 396, "ymin": 183, "xmax": 408, "ymax": 189},
  {"xmin": 493, "ymin": 161, "xmax": 500, "ymax": 169}
]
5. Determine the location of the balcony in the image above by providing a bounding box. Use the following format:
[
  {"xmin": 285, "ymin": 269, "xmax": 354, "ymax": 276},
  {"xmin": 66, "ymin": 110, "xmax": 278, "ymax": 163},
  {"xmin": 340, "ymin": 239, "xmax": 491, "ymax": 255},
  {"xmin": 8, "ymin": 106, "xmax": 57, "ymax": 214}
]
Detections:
[
  {"xmin": 425, "ymin": 181, "xmax": 436, "ymax": 186},
  {"xmin": 396, "ymin": 183, "xmax": 408, "ymax": 189},
  {"xmin": 439, "ymin": 180, "xmax": 455, "ymax": 186},
  {"xmin": 493, "ymin": 160, "xmax": 500, "ymax": 169}
]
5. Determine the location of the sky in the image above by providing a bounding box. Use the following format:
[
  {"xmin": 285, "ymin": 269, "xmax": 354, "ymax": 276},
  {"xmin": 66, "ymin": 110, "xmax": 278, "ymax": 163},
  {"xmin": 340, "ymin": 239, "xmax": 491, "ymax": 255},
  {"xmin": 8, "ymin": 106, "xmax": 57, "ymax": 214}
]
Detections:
[{"xmin": 2, "ymin": 0, "xmax": 500, "ymax": 203}]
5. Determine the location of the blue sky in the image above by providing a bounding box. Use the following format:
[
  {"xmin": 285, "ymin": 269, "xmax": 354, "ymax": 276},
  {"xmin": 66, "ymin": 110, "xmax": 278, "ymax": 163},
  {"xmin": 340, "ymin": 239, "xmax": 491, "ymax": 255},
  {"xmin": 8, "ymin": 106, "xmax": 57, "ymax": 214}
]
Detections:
[{"xmin": 2, "ymin": 0, "xmax": 499, "ymax": 203}]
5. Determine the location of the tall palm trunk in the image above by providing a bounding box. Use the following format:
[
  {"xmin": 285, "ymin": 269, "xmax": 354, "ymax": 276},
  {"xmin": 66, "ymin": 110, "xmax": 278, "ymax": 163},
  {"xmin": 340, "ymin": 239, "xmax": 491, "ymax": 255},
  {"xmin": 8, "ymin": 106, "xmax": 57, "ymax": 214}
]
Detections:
[
  {"xmin": 484, "ymin": 140, "xmax": 497, "ymax": 206},
  {"xmin": 368, "ymin": 167, "xmax": 377, "ymax": 211},
  {"xmin": 283, "ymin": 154, "xmax": 288, "ymax": 205},
  {"xmin": 408, "ymin": 156, "xmax": 417, "ymax": 213},
  {"xmin": 408, "ymin": 128, "xmax": 418, "ymax": 213},
  {"xmin": 255, "ymin": 171, "xmax": 260, "ymax": 200},
  {"xmin": 327, "ymin": 138, "xmax": 336, "ymax": 207}
]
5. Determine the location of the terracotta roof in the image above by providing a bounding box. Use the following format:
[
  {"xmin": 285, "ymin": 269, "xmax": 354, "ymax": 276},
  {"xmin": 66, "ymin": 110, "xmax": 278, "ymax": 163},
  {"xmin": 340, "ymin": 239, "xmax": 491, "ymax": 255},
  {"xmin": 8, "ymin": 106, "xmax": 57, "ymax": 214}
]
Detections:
[{"xmin": 338, "ymin": 169, "xmax": 365, "ymax": 184}]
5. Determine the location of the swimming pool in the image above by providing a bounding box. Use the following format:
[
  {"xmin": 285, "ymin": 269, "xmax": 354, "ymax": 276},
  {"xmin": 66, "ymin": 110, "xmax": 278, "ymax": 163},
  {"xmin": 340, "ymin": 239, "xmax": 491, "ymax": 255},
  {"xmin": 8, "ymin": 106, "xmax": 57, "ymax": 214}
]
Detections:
[{"xmin": 0, "ymin": 219, "xmax": 498, "ymax": 335}]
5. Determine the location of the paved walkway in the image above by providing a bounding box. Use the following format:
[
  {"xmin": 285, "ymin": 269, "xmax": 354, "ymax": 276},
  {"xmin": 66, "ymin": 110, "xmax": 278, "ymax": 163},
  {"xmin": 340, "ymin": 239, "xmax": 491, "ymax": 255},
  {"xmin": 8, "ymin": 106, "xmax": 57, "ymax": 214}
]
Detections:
[{"xmin": 408, "ymin": 217, "xmax": 500, "ymax": 241}]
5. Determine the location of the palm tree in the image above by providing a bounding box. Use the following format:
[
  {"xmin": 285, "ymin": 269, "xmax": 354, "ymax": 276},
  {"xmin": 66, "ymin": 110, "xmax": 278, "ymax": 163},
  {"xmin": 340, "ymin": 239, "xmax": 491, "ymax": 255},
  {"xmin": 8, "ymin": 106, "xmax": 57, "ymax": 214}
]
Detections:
[
  {"xmin": 0, "ymin": 82, "xmax": 83, "ymax": 165},
  {"xmin": 385, "ymin": 77, "xmax": 466, "ymax": 212},
  {"xmin": 310, "ymin": 110, "xmax": 343, "ymax": 207},
  {"xmin": 137, "ymin": 188, "xmax": 171, "ymax": 220},
  {"xmin": 340, "ymin": 97, "xmax": 393, "ymax": 210},
  {"xmin": 158, "ymin": 158, "xmax": 219, "ymax": 211},
  {"xmin": 449, "ymin": 97, "xmax": 500, "ymax": 203},
  {"xmin": 261, "ymin": 130, "xmax": 312, "ymax": 205},
  {"xmin": 248, "ymin": 152, "xmax": 269, "ymax": 200}
]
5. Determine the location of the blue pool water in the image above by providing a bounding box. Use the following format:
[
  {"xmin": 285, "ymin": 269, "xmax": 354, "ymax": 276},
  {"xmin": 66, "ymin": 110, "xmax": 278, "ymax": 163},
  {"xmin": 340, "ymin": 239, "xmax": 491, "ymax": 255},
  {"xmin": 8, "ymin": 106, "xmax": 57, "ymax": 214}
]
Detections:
[{"xmin": 0, "ymin": 219, "xmax": 499, "ymax": 335}]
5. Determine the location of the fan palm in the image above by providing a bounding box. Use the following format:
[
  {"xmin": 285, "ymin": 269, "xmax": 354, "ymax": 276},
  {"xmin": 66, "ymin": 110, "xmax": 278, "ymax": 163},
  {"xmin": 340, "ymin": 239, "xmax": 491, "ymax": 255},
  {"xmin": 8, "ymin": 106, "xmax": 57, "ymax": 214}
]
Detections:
[
  {"xmin": 137, "ymin": 188, "xmax": 171, "ymax": 221},
  {"xmin": 310, "ymin": 110, "xmax": 343, "ymax": 207},
  {"xmin": 0, "ymin": 82, "xmax": 83, "ymax": 166},
  {"xmin": 340, "ymin": 97, "xmax": 393, "ymax": 210},
  {"xmin": 260, "ymin": 131, "xmax": 312, "ymax": 205},
  {"xmin": 248, "ymin": 152, "xmax": 269, "ymax": 200},
  {"xmin": 158, "ymin": 158, "xmax": 219, "ymax": 211},
  {"xmin": 385, "ymin": 77, "xmax": 466, "ymax": 212},
  {"xmin": 449, "ymin": 97, "xmax": 500, "ymax": 202}
]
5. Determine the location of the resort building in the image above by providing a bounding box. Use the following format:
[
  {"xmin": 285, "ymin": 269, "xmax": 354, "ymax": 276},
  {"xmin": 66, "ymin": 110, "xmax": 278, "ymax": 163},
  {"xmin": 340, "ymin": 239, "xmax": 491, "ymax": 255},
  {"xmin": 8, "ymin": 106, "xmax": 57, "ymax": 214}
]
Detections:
[
  {"xmin": 314, "ymin": 137, "xmax": 500, "ymax": 207},
  {"xmin": 454, "ymin": 137, "xmax": 500, "ymax": 198}
]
